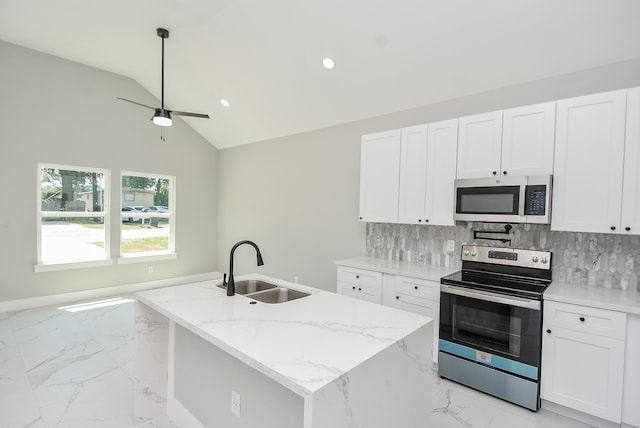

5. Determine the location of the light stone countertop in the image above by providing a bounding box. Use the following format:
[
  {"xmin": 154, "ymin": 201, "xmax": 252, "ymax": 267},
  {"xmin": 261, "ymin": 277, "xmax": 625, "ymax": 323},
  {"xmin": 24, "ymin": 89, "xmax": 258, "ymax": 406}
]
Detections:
[
  {"xmin": 334, "ymin": 256, "xmax": 457, "ymax": 282},
  {"xmin": 135, "ymin": 273, "xmax": 433, "ymax": 398},
  {"xmin": 545, "ymin": 281, "xmax": 640, "ymax": 316}
]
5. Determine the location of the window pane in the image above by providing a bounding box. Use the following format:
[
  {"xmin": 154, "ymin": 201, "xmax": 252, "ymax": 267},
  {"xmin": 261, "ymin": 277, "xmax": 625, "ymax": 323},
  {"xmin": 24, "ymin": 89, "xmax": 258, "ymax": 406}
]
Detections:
[
  {"xmin": 41, "ymin": 217, "xmax": 106, "ymax": 263},
  {"xmin": 121, "ymin": 173, "xmax": 173, "ymax": 257},
  {"xmin": 41, "ymin": 168, "xmax": 105, "ymax": 212},
  {"xmin": 39, "ymin": 165, "xmax": 109, "ymax": 265}
]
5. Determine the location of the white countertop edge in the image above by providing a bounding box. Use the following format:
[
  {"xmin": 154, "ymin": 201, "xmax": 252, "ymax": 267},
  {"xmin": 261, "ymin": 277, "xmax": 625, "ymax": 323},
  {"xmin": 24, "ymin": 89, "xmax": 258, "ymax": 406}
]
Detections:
[
  {"xmin": 135, "ymin": 273, "xmax": 433, "ymax": 398},
  {"xmin": 545, "ymin": 281, "xmax": 640, "ymax": 316},
  {"xmin": 335, "ymin": 256, "xmax": 457, "ymax": 281}
]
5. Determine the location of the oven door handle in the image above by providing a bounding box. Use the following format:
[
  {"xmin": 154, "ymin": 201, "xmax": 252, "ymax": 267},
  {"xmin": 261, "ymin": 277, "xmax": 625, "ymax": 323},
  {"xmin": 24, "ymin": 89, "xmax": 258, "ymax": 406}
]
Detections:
[{"xmin": 440, "ymin": 284, "xmax": 541, "ymax": 310}]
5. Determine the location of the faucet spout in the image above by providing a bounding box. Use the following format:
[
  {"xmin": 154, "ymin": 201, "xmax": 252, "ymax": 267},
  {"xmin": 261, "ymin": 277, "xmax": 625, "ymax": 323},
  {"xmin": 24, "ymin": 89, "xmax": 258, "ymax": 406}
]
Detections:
[{"xmin": 224, "ymin": 240, "xmax": 264, "ymax": 296}]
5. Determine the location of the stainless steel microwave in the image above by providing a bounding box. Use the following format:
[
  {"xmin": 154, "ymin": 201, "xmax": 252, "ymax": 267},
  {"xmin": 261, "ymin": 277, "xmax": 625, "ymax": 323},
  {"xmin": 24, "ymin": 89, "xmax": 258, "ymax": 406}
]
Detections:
[{"xmin": 454, "ymin": 175, "xmax": 552, "ymax": 224}]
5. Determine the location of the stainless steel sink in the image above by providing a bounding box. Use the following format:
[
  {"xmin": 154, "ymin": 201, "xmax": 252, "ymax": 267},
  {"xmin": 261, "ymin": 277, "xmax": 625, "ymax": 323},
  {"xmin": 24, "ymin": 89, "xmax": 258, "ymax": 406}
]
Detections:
[
  {"xmin": 217, "ymin": 280, "xmax": 278, "ymax": 295},
  {"xmin": 247, "ymin": 287, "xmax": 310, "ymax": 304}
]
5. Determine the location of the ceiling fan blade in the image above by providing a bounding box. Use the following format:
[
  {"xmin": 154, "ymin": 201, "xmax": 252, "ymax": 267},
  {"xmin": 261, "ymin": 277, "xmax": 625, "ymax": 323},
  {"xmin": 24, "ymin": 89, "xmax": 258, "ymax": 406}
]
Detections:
[
  {"xmin": 116, "ymin": 97, "xmax": 156, "ymax": 110},
  {"xmin": 170, "ymin": 110, "xmax": 210, "ymax": 119}
]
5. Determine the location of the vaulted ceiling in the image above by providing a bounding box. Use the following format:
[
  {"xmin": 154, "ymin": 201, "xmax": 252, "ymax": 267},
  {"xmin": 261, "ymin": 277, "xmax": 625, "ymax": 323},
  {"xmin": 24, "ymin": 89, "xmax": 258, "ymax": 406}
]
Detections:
[{"xmin": 1, "ymin": 0, "xmax": 640, "ymax": 149}]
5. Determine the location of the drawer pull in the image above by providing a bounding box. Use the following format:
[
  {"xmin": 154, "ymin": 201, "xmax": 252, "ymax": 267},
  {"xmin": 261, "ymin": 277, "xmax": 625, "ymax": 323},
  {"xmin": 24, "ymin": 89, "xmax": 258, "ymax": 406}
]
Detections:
[
  {"xmin": 546, "ymin": 329, "xmax": 552, "ymax": 334},
  {"xmin": 358, "ymin": 288, "xmax": 362, "ymax": 291},
  {"xmin": 396, "ymin": 296, "xmax": 400, "ymax": 300},
  {"xmin": 352, "ymin": 286, "xmax": 356, "ymax": 290},
  {"xmin": 414, "ymin": 286, "xmax": 418, "ymax": 290},
  {"xmin": 579, "ymin": 316, "xmax": 585, "ymax": 322},
  {"xmin": 356, "ymin": 275, "xmax": 360, "ymax": 279}
]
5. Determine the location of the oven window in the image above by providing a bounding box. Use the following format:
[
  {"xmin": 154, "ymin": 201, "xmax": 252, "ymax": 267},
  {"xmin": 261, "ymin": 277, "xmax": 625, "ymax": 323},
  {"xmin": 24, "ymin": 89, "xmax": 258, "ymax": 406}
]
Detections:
[{"xmin": 452, "ymin": 303, "xmax": 521, "ymax": 357}]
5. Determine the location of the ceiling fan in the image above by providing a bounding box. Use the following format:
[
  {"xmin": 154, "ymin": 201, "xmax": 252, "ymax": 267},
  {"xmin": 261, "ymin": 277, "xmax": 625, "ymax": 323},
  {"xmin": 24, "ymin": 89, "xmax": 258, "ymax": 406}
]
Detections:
[{"xmin": 117, "ymin": 28, "xmax": 209, "ymax": 127}]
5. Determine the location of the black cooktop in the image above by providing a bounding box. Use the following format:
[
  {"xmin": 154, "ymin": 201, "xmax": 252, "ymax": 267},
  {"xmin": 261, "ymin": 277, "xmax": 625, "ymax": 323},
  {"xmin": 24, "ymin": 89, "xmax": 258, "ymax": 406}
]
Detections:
[{"xmin": 441, "ymin": 269, "xmax": 551, "ymax": 300}]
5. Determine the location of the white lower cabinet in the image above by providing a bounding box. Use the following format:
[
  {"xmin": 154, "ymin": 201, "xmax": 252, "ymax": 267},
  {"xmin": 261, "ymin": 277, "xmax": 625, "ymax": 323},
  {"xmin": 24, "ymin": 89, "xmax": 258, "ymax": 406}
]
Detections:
[
  {"xmin": 623, "ymin": 315, "xmax": 640, "ymax": 427},
  {"xmin": 541, "ymin": 300, "xmax": 626, "ymax": 423},
  {"xmin": 336, "ymin": 266, "xmax": 382, "ymax": 304},
  {"xmin": 383, "ymin": 275, "xmax": 440, "ymax": 363}
]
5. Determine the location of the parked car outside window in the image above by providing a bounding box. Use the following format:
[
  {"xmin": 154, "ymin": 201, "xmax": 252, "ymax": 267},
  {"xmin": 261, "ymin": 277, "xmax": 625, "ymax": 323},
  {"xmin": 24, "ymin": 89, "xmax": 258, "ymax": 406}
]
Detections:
[
  {"xmin": 122, "ymin": 206, "xmax": 144, "ymax": 222},
  {"xmin": 143, "ymin": 206, "xmax": 169, "ymax": 213}
]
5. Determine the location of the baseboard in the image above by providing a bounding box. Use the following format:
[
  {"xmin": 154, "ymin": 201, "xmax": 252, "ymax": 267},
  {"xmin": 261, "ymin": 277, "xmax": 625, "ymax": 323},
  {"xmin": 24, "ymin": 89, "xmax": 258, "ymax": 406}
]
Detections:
[{"xmin": 0, "ymin": 272, "xmax": 223, "ymax": 313}]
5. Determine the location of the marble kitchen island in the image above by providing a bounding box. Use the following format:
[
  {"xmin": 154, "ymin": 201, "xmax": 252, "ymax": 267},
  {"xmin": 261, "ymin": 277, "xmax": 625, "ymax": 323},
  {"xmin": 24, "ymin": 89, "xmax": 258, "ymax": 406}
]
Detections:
[{"xmin": 134, "ymin": 274, "xmax": 433, "ymax": 428}]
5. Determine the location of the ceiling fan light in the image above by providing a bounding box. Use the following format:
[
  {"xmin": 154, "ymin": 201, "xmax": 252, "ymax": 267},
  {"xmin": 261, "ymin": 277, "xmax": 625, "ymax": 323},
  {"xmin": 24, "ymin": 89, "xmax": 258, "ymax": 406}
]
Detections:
[{"xmin": 152, "ymin": 110, "xmax": 172, "ymax": 127}]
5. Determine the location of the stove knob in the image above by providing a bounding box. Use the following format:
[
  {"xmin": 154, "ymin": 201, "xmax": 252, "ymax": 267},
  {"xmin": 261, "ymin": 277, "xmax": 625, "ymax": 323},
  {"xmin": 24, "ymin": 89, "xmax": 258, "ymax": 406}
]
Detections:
[
  {"xmin": 464, "ymin": 249, "xmax": 470, "ymax": 256},
  {"xmin": 470, "ymin": 250, "xmax": 477, "ymax": 257},
  {"xmin": 532, "ymin": 255, "xmax": 539, "ymax": 263},
  {"xmin": 541, "ymin": 257, "xmax": 548, "ymax": 264}
]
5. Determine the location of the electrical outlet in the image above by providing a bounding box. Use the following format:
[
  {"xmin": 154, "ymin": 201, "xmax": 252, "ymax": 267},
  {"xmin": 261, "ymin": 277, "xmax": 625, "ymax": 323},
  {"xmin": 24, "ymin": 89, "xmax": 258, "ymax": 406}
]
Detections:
[
  {"xmin": 147, "ymin": 265, "xmax": 154, "ymax": 274},
  {"xmin": 446, "ymin": 240, "xmax": 456, "ymax": 253},
  {"xmin": 418, "ymin": 253, "xmax": 425, "ymax": 263},
  {"xmin": 231, "ymin": 390, "xmax": 241, "ymax": 417}
]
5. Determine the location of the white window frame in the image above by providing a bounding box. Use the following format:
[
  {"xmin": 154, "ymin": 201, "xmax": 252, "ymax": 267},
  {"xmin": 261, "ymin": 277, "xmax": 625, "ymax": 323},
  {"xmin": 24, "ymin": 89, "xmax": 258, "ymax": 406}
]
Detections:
[
  {"xmin": 118, "ymin": 171, "xmax": 176, "ymax": 263},
  {"xmin": 36, "ymin": 163, "xmax": 112, "ymax": 272}
]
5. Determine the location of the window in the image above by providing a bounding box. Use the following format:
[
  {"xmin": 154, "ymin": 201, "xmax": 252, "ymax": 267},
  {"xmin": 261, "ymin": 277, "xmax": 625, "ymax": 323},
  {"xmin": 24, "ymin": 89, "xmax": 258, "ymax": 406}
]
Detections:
[
  {"xmin": 120, "ymin": 172, "xmax": 175, "ymax": 259},
  {"xmin": 37, "ymin": 164, "xmax": 110, "ymax": 269}
]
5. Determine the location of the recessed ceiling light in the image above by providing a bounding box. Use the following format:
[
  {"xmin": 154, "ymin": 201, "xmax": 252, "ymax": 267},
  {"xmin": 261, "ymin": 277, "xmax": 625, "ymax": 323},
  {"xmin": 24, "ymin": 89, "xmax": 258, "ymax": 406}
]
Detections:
[
  {"xmin": 220, "ymin": 99, "xmax": 230, "ymax": 107},
  {"xmin": 322, "ymin": 57, "xmax": 335, "ymax": 70}
]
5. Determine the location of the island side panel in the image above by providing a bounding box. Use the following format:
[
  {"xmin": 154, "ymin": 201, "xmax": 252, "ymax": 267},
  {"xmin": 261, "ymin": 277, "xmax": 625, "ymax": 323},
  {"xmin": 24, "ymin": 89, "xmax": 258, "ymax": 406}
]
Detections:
[
  {"xmin": 133, "ymin": 301, "xmax": 170, "ymax": 424},
  {"xmin": 171, "ymin": 323, "xmax": 304, "ymax": 428},
  {"xmin": 310, "ymin": 322, "xmax": 433, "ymax": 428}
]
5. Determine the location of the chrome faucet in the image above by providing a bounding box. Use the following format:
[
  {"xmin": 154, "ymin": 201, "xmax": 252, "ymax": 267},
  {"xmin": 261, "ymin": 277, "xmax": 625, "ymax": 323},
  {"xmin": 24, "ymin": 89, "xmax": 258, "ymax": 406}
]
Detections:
[{"xmin": 223, "ymin": 240, "xmax": 264, "ymax": 296}]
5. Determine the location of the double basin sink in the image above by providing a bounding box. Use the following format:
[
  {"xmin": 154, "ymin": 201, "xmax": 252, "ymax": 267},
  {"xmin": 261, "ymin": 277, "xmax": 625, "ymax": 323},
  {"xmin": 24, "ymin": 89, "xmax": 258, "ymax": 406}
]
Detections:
[{"xmin": 217, "ymin": 280, "xmax": 309, "ymax": 304}]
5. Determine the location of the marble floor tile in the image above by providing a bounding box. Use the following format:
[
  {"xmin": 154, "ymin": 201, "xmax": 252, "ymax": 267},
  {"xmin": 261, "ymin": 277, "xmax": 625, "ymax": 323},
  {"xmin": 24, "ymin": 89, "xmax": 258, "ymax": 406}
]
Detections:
[{"xmin": 0, "ymin": 298, "xmax": 598, "ymax": 428}]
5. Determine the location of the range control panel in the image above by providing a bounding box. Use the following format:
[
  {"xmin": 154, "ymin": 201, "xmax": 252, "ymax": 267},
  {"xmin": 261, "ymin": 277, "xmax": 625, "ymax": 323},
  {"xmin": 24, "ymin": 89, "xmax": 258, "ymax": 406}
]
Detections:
[{"xmin": 462, "ymin": 245, "xmax": 551, "ymax": 270}]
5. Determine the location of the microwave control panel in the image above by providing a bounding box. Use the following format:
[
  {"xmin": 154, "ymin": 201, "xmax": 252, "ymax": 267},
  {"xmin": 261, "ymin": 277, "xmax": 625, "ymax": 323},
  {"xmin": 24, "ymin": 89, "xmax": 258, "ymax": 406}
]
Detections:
[{"xmin": 524, "ymin": 185, "xmax": 547, "ymax": 216}]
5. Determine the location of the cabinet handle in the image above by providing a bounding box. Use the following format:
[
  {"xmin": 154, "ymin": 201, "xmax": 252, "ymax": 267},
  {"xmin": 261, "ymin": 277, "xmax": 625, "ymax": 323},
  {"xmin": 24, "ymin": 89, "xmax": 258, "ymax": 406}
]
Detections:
[
  {"xmin": 579, "ymin": 316, "xmax": 585, "ymax": 322},
  {"xmin": 358, "ymin": 288, "xmax": 362, "ymax": 291},
  {"xmin": 503, "ymin": 171, "xmax": 507, "ymax": 175},
  {"xmin": 492, "ymin": 171, "xmax": 497, "ymax": 175},
  {"xmin": 356, "ymin": 275, "xmax": 359, "ymax": 279},
  {"xmin": 626, "ymin": 227, "xmax": 631, "ymax": 231},
  {"xmin": 425, "ymin": 219, "xmax": 429, "ymax": 223},
  {"xmin": 546, "ymin": 329, "xmax": 552, "ymax": 334},
  {"xmin": 352, "ymin": 286, "xmax": 356, "ymax": 290},
  {"xmin": 418, "ymin": 219, "xmax": 422, "ymax": 222},
  {"xmin": 396, "ymin": 296, "xmax": 400, "ymax": 300},
  {"xmin": 359, "ymin": 217, "xmax": 363, "ymax": 220},
  {"xmin": 414, "ymin": 286, "xmax": 418, "ymax": 290},
  {"xmin": 611, "ymin": 226, "xmax": 616, "ymax": 231}
]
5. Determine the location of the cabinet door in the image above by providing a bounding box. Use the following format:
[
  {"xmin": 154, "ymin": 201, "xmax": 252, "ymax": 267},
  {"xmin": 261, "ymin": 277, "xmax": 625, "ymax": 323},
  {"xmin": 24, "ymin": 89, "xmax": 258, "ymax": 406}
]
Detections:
[
  {"xmin": 623, "ymin": 315, "xmax": 640, "ymax": 426},
  {"xmin": 424, "ymin": 119, "xmax": 458, "ymax": 226},
  {"xmin": 398, "ymin": 124, "xmax": 429, "ymax": 224},
  {"xmin": 541, "ymin": 325, "xmax": 625, "ymax": 422},
  {"xmin": 501, "ymin": 102, "xmax": 556, "ymax": 176},
  {"xmin": 551, "ymin": 90, "xmax": 627, "ymax": 233},
  {"xmin": 621, "ymin": 87, "xmax": 640, "ymax": 234},
  {"xmin": 456, "ymin": 111, "xmax": 503, "ymax": 179},
  {"xmin": 359, "ymin": 129, "xmax": 401, "ymax": 222}
]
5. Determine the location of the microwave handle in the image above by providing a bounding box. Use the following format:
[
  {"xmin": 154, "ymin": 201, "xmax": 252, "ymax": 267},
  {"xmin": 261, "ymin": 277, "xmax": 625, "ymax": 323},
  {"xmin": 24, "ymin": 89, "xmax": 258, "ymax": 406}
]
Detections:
[{"xmin": 518, "ymin": 185, "xmax": 526, "ymax": 216}]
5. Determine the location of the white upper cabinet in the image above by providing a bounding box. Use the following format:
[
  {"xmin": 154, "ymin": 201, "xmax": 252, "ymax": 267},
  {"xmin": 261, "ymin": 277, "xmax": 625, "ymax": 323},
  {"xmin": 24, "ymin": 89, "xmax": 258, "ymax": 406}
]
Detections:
[
  {"xmin": 457, "ymin": 103, "xmax": 556, "ymax": 179},
  {"xmin": 621, "ymin": 87, "xmax": 640, "ymax": 234},
  {"xmin": 456, "ymin": 111, "xmax": 503, "ymax": 179},
  {"xmin": 501, "ymin": 102, "xmax": 556, "ymax": 176},
  {"xmin": 398, "ymin": 120, "xmax": 458, "ymax": 225},
  {"xmin": 551, "ymin": 90, "xmax": 628, "ymax": 233},
  {"xmin": 424, "ymin": 119, "xmax": 458, "ymax": 225},
  {"xmin": 398, "ymin": 125, "xmax": 429, "ymax": 224},
  {"xmin": 359, "ymin": 129, "xmax": 401, "ymax": 223}
]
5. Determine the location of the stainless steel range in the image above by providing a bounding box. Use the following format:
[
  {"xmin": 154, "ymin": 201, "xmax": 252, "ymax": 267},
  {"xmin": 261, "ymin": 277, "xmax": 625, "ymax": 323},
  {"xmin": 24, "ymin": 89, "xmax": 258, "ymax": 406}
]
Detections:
[{"xmin": 439, "ymin": 245, "xmax": 552, "ymax": 411}]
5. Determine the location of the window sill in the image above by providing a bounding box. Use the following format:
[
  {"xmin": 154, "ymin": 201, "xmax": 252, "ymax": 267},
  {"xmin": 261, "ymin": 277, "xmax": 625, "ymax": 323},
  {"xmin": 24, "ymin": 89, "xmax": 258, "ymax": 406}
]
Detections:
[
  {"xmin": 117, "ymin": 252, "xmax": 177, "ymax": 264},
  {"xmin": 34, "ymin": 259, "xmax": 114, "ymax": 273}
]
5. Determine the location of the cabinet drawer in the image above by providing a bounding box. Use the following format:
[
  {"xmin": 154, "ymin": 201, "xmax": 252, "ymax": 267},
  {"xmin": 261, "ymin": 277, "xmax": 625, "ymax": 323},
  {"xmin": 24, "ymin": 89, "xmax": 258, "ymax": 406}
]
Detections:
[
  {"xmin": 395, "ymin": 276, "xmax": 439, "ymax": 300},
  {"xmin": 544, "ymin": 300, "xmax": 626, "ymax": 339},
  {"xmin": 337, "ymin": 266, "xmax": 382, "ymax": 288}
]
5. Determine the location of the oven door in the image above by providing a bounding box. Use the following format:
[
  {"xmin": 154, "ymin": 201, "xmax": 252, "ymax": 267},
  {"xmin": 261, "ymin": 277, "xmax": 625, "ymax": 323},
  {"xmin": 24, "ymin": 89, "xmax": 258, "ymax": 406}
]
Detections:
[{"xmin": 439, "ymin": 284, "xmax": 542, "ymax": 380}]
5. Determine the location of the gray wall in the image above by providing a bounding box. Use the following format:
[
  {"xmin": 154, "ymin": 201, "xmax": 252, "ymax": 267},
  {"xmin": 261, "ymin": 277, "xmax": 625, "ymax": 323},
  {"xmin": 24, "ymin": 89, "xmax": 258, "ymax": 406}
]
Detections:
[
  {"xmin": 217, "ymin": 58, "xmax": 640, "ymax": 292},
  {"xmin": 0, "ymin": 41, "xmax": 219, "ymax": 302}
]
